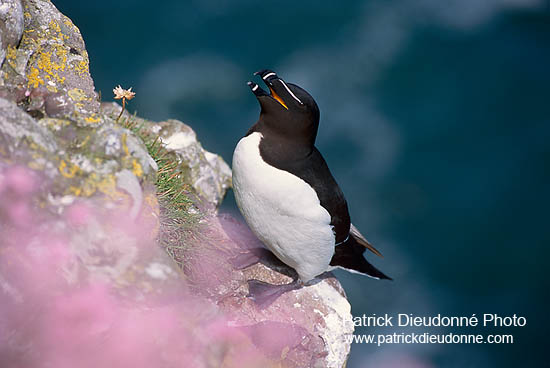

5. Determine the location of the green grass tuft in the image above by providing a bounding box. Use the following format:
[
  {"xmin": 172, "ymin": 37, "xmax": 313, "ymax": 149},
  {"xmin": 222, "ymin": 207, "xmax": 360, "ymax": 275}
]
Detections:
[{"xmin": 116, "ymin": 113, "xmax": 203, "ymax": 266}]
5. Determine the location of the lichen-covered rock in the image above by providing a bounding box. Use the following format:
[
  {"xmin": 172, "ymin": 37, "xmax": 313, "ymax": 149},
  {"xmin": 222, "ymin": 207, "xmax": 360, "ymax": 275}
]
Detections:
[
  {"xmin": 0, "ymin": 0, "xmax": 161, "ymax": 212},
  {"xmin": 0, "ymin": 0, "xmax": 24, "ymax": 68},
  {"xmin": 153, "ymin": 120, "xmax": 231, "ymax": 207},
  {"xmin": 0, "ymin": 168, "xmax": 275, "ymax": 368},
  {"xmin": 0, "ymin": 0, "xmax": 100, "ymax": 124},
  {"xmin": 0, "ymin": 98, "xmax": 156, "ymax": 214},
  {"xmin": 101, "ymin": 102, "xmax": 232, "ymax": 207},
  {"xmin": 0, "ymin": 97, "xmax": 57, "ymax": 161},
  {"xmin": 0, "ymin": 1, "xmax": 172, "ymax": 311}
]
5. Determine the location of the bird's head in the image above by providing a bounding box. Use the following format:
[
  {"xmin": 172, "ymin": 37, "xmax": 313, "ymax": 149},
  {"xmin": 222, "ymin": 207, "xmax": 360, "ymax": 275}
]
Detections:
[{"xmin": 248, "ymin": 69, "xmax": 320, "ymax": 146}]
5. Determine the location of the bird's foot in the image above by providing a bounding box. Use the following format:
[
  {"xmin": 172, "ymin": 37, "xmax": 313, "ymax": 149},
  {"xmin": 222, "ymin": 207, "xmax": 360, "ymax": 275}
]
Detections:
[
  {"xmin": 247, "ymin": 279, "xmax": 303, "ymax": 309},
  {"xmin": 228, "ymin": 247, "xmax": 278, "ymax": 270}
]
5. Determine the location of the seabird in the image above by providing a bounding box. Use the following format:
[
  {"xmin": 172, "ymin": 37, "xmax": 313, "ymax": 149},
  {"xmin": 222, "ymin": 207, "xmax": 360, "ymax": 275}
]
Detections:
[{"xmin": 231, "ymin": 69, "xmax": 391, "ymax": 307}]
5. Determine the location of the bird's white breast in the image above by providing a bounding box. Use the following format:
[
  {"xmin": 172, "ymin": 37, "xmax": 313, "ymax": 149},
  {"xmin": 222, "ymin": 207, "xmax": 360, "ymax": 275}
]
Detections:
[{"xmin": 232, "ymin": 132, "xmax": 335, "ymax": 282}]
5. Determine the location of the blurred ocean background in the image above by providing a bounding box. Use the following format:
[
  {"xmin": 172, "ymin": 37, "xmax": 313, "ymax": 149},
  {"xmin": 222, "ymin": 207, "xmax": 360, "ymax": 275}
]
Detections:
[{"xmin": 53, "ymin": 1, "xmax": 549, "ymax": 366}]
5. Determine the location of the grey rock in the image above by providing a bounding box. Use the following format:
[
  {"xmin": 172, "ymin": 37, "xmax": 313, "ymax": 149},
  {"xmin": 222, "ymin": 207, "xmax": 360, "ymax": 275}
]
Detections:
[
  {"xmin": 153, "ymin": 119, "xmax": 232, "ymax": 207},
  {"xmin": 183, "ymin": 214, "xmax": 354, "ymax": 368},
  {"xmin": 102, "ymin": 102, "xmax": 232, "ymax": 207},
  {"xmin": 1, "ymin": 0, "xmax": 99, "ymax": 123},
  {"xmin": 44, "ymin": 90, "xmax": 74, "ymax": 117},
  {"xmin": 0, "ymin": 97, "xmax": 57, "ymax": 160},
  {"xmin": 0, "ymin": 0, "xmax": 24, "ymax": 67},
  {"xmin": 116, "ymin": 169, "xmax": 143, "ymax": 220}
]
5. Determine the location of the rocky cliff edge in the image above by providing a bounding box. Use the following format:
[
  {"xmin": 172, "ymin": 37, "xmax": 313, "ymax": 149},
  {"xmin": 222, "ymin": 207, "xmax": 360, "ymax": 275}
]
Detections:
[{"xmin": 0, "ymin": 1, "xmax": 354, "ymax": 367}]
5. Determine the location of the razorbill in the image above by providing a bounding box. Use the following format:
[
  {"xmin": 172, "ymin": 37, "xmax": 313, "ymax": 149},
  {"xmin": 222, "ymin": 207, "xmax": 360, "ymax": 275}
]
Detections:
[{"xmin": 232, "ymin": 69, "xmax": 390, "ymax": 306}]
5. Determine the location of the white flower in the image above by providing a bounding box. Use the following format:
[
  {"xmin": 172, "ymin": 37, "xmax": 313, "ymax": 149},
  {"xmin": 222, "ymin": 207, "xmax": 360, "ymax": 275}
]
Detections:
[{"xmin": 113, "ymin": 85, "xmax": 135, "ymax": 100}]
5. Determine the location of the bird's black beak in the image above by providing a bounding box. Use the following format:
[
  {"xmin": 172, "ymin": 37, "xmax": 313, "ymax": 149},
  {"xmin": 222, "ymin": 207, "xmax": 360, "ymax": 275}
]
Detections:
[
  {"xmin": 247, "ymin": 81, "xmax": 269, "ymax": 97},
  {"xmin": 247, "ymin": 69, "xmax": 289, "ymax": 110},
  {"xmin": 254, "ymin": 69, "xmax": 279, "ymax": 82}
]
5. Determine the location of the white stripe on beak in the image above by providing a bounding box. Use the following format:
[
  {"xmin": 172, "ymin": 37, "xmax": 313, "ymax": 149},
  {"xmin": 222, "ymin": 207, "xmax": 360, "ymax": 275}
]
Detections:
[
  {"xmin": 262, "ymin": 72, "xmax": 277, "ymax": 80},
  {"xmin": 279, "ymin": 79, "xmax": 303, "ymax": 105}
]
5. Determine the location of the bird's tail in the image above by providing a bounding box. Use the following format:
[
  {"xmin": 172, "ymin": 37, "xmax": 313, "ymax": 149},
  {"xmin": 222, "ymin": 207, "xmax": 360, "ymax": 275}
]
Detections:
[{"xmin": 330, "ymin": 235, "xmax": 392, "ymax": 280}]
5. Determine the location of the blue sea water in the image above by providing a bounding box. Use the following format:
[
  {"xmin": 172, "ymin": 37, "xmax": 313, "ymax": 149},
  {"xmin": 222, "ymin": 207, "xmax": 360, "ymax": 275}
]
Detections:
[{"xmin": 53, "ymin": 1, "xmax": 549, "ymax": 366}]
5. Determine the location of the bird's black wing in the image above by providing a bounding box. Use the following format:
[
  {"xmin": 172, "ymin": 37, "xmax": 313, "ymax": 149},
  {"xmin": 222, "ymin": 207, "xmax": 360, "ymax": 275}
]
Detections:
[
  {"xmin": 259, "ymin": 142, "xmax": 351, "ymax": 244},
  {"xmin": 258, "ymin": 138, "xmax": 388, "ymax": 279}
]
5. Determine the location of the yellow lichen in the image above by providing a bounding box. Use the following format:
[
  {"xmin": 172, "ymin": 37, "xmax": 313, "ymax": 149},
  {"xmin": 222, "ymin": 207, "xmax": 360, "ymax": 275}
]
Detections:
[
  {"xmin": 73, "ymin": 58, "xmax": 89, "ymax": 76},
  {"xmin": 81, "ymin": 175, "xmax": 98, "ymax": 196},
  {"xmin": 42, "ymin": 118, "xmax": 70, "ymax": 131},
  {"xmin": 27, "ymin": 67, "xmax": 44, "ymax": 88},
  {"xmin": 23, "ymin": 17, "xmax": 71, "ymax": 89},
  {"xmin": 144, "ymin": 193, "xmax": 160, "ymax": 216},
  {"xmin": 84, "ymin": 115, "xmax": 101, "ymax": 123},
  {"xmin": 19, "ymin": 32, "xmax": 38, "ymax": 53},
  {"xmin": 54, "ymin": 44, "xmax": 68, "ymax": 71},
  {"xmin": 132, "ymin": 159, "xmax": 143, "ymax": 177},
  {"xmin": 6, "ymin": 45, "xmax": 18, "ymax": 69},
  {"xmin": 68, "ymin": 186, "xmax": 82, "ymax": 196},
  {"xmin": 121, "ymin": 133, "xmax": 129, "ymax": 156},
  {"xmin": 42, "ymin": 48, "xmax": 64, "ymax": 72},
  {"xmin": 49, "ymin": 20, "xmax": 62, "ymax": 35},
  {"xmin": 96, "ymin": 175, "xmax": 119, "ymax": 199},
  {"xmin": 58, "ymin": 160, "xmax": 79, "ymax": 178},
  {"xmin": 68, "ymin": 88, "xmax": 86, "ymax": 101},
  {"xmin": 28, "ymin": 142, "xmax": 45, "ymax": 152},
  {"xmin": 72, "ymin": 173, "xmax": 122, "ymax": 198},
  {"xmin": 28, "ymin": 161, "xmax": 43, "ymax": 170},
  {"xmin": 34, "ymin": 45, "xmax": 67, "ymax": 86},
  {"xmin": 77, "ymin": 135, "xmax": 91, "ymax": 148}
]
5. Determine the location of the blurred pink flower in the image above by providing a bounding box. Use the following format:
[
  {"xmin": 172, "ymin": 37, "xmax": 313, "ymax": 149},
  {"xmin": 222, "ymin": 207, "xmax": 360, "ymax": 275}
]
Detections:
[
  {"xmin": 0, "ymin": 164, "xmax": 269, "ymax": 368},
  {"xmin": 5, "ymin": 165, "xmax": 36, "ymax": 195},
  {"xmin": 65, "ymin": 202, "xmax": 93, "ymax": 227}
]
